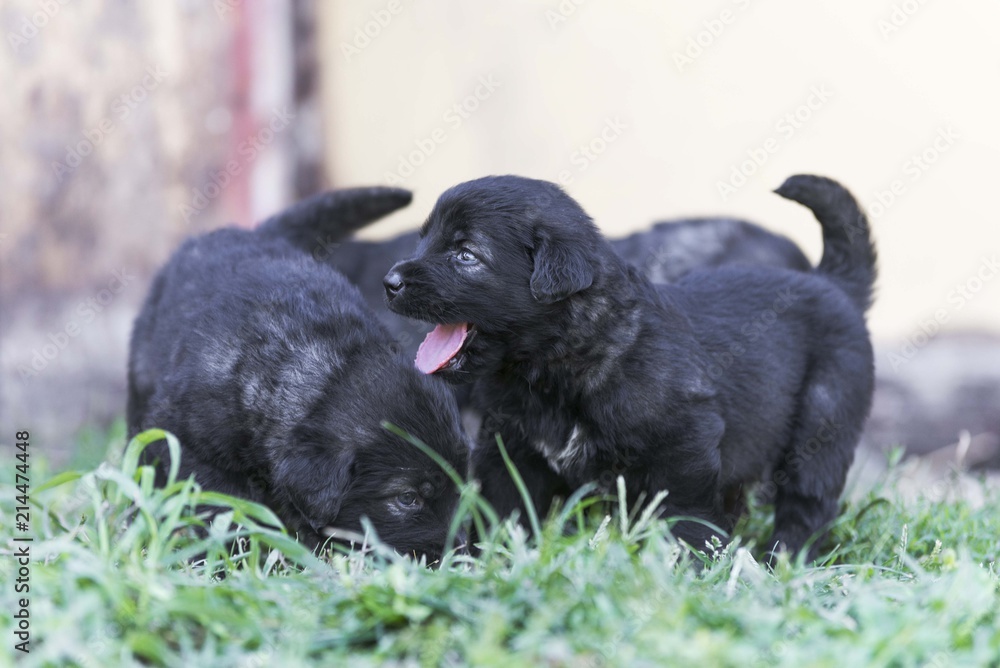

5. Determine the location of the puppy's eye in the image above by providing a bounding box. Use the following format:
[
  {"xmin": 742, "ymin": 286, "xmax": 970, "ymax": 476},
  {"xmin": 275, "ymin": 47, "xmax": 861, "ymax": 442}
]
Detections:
[
  {"xmin": 396, "ymin": 491, "xmax": 422, "ymax": 508},
  {"xmin": 455, "ymin": 248, "xmax": 478, "ymax": 265}
]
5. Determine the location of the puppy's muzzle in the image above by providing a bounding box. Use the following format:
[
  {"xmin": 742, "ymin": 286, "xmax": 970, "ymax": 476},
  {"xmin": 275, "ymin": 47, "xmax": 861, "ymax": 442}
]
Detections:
[{"xmin": 383, "ymin": 267, "xmax": 405, "ymax": 302}]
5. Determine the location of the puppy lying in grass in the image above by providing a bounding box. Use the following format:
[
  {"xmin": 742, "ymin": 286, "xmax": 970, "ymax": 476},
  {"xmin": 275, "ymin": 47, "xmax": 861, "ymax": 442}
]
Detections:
[
  {"xmin": 383, "ymin": 174, "xmax": 876, "ymax": 560},
  {"xmin": 127, "ymin": 187, "xmax": 468, "ymax": 560}
]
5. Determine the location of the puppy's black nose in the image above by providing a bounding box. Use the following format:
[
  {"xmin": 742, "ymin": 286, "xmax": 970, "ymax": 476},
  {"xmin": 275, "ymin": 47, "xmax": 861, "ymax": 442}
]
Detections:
[{"xmin": 383, "ymin": 270, "xmax": 405, "ymax": 300}]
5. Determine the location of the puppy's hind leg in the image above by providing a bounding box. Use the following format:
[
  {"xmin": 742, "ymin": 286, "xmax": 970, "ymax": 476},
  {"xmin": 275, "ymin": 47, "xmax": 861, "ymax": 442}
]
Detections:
[{"xmin": 770, "ymin": 350, "xmax": 872, "ymax": 560}]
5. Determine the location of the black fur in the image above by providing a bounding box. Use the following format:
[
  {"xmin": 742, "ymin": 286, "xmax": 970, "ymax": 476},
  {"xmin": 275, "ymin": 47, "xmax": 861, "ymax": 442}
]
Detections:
[
  {"xmin": 383, "ymin": 174, "xmax": 876, "ymax": 559},
  {"xmin": 127, "ymin": 187, "xmax": 468, "ymax": 560}
]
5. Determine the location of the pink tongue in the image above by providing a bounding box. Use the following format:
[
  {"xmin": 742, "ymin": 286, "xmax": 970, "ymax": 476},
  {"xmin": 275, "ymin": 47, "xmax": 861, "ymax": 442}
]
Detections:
[{"xmin": 415, "ymin": 323, "xmax": 469, "ymax": 374}]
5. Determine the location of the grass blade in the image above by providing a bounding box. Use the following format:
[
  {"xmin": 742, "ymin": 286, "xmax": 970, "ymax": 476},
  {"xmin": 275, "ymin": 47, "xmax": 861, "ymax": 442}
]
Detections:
[{"xmin": 495, "ymin": 434, "xmax": 542, "ymax": 541}]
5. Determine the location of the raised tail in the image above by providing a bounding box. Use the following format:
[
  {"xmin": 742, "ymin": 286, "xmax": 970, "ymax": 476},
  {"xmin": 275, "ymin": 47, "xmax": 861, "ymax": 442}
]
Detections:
[
  {"xmin": 256, "ymin": 186, "xmax": 412, "ymax": 251},
  {"xmin": 774, "ymin": 174, "xmax": 877, "ymax": 313}
]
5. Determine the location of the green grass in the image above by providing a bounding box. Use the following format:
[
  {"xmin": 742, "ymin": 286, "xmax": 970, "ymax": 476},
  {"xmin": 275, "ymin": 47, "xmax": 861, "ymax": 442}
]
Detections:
[{"xmin": 1, "ymin": 430, "xmax": 999, "ymax": 667}]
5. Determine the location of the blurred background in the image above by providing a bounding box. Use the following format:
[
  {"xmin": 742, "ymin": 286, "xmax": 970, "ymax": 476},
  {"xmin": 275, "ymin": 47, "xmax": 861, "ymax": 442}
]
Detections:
[{"xmin": 1, "ymin": 0, "xmax": 998, "ymax": 478}]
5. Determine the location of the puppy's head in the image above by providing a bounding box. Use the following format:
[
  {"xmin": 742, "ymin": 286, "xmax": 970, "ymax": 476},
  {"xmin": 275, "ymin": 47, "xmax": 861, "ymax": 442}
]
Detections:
[
  {"xmin": 383, "ymin": 175, "xmax": 604, "ymax": 381},
  {"xmin": 275, "ymin": 355, "xmax": 469, "ymax": 562}
]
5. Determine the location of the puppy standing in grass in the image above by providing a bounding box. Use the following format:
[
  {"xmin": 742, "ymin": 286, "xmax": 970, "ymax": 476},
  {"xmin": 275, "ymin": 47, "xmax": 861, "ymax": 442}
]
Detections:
[
  {"xmin": 127, "ymin": 188, "xmax": 469, "ymax": 561},
  {"xmin": 383, "ymin": 174, "xmax": 876, "ymax": 559}
]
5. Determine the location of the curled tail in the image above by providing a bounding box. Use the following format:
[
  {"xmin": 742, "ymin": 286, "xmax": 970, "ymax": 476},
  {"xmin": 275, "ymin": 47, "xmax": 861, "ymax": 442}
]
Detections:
[
  {"xmin": 257, "ymin": 186, "xmax": 412, "ymax": 251},
  {"xmin": 774, "ymin": 174, "xmax": 877, "ymax": 313}
]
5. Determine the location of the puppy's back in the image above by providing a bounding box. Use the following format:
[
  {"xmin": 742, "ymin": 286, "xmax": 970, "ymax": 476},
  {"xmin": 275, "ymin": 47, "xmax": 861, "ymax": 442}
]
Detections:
[{"xmin": 127, "ymin": 228, "xmax": 379, "ymax": 435}]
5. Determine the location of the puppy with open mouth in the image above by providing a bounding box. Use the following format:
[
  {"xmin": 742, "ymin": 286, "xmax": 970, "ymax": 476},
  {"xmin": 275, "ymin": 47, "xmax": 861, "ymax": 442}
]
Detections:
[{"xmin": 384, "ymin": 174, "xmax": 876, "ymax": 559}]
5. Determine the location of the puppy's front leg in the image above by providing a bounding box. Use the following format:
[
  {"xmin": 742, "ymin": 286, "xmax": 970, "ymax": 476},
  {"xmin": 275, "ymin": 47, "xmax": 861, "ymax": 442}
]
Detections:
[{"xmin": 471, "ymin": 436, "xmax": 570, "ymax": 531}]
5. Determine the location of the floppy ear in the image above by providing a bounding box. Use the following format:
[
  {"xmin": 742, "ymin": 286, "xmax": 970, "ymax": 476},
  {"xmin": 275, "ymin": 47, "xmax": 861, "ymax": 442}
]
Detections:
[
  {"xmin": 274, "ymin": 445, "xmax": 355, "ymax": 533},
  {"xmin": 530, "ymin": 230, "xmax": 594, "ymax": 303}
]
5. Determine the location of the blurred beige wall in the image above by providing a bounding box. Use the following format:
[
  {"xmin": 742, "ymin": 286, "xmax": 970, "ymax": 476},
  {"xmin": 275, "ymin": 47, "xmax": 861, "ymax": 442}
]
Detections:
[{"xmin": 318, "ymin": 0, "xmax": 1000, "ymax": 344}]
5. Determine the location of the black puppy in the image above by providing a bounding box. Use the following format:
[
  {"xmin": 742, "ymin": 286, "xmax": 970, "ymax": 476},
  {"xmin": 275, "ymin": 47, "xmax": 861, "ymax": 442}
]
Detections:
[
  {"xmin": 127, "ymin": 188, "xmax": 468, "ymax": 560},
  {"xmin": 383, "ymin": 175, "xmax": 876, "ymax": 559}
]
